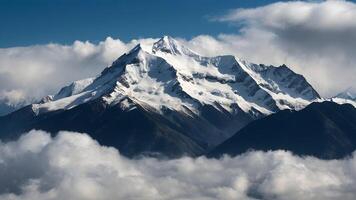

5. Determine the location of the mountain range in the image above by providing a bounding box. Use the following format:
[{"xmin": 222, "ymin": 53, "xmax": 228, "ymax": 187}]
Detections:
[{"xmin": 0, "ymin": 36, "xmax": 355, "ymax": 158}]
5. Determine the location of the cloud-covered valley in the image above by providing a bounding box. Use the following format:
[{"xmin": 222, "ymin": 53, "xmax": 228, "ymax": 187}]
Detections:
[{"xmin": 0, "ymin": 130, "xmax": 356, "ymax": 200}]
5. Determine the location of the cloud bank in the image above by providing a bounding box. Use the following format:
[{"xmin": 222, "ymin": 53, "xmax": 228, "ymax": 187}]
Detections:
[{"xmin": 1, "ymin": 130, "xmax": 356, "ymax": 200}]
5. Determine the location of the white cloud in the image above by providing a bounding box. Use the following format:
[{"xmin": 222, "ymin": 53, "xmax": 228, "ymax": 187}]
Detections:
[
  {"xmin": 1, "ymin": 130, "xmax": 356, "ymax": 200},
  {"xmin": 195, "ymin": 0, "xmax": 356, "ymax": 97},
  {"xmin": 0, "ymin": 37, "xmax": 156, "ymax": 105},
  {"xmin": 0, "ymin": 89, "xmax": 27, "ymax": 106}
]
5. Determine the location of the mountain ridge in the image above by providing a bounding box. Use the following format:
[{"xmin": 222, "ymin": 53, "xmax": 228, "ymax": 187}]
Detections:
[
  {"xmin": 0, "ymin": 36, "xmax": 325, "ymax": 157},
  {"xmin": 209, "ymin": 101, "xmax": 356, "ymax": 159},
  {"xmin": 33, "ymin": 36, "xmax": 320, "ymax": 116}
]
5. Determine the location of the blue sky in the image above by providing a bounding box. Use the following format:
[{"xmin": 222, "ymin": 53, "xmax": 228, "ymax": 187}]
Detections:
[{"xmin": 0, "ymin": 0, "xmax": 283, "ymax": 47}]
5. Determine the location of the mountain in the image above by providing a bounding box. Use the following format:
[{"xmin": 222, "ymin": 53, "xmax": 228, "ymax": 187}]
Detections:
[
  {"xmin": 0, "ymin": 102, "xmax": 20, "ymax": 116},
  {"xmin": 335, "ymin": 87, "xmax": 356, "ymax": 100},
  {"xmin": 0, "ymin": 100, "xmax": 28, "ymax": 116},
  {"xmin": 209, "ymin": 101, "xmax": 356, "ymax": 159},
  {"xmin": 0, "ymin": 36, "xmax": 320, "ymax": 157},
  {"xmin": 331, "ymin": 87, "xmax": 356, "ymax": 108}
]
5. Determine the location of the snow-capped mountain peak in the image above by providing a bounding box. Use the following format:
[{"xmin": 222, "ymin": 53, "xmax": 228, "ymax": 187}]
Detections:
[
  {"xmin": 152, "ymin": 35, "xmax": 194, "ymax": 56},
  {"xmin": 152, "ymin": 36, "xmax": 179, "ymax": 54},
  {"xmin": 335, "ymin": 87, "xmax": 356, "ymax": 100},
  {"xmin": 32, "ymin": 36, "xmax": 320, "ymax": 118},
  {"xmin": 330, "ymin": 87, "xmax": 356, "ymax": 108},
  {"xmin": 2, "ymin": 35, "xmax": 325, "ymax": 150}
]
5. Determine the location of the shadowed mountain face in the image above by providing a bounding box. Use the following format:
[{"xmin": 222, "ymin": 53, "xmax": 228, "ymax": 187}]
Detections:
[
  {"xmin": 0, "ymin": 36, "xmax": 321, "ymax": 158},
  {"xmin": 0, "ymin": 97, "xmax": 254, "ymax": 158},
  {"xmin": 209, "ymin": 101, "xmax": 356, "ymax": 159},
  {"xmin": 0, "ymin": 99, "xmax": 205, "ymax": 158},
  {"xmin": 0, "ymin": 100, "xmax": 216, "ymax": 158}
]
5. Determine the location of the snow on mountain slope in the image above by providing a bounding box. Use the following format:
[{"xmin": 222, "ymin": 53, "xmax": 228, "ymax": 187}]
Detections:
[
  {"xmin": 330, "ymin": 87, "xmax": 356, "ymax": 108},
  {"xmin": 334, "ymin": 87, "xmax": 356, "ymax": 101},
  {"xmin": 32, "ymin": 36, "xmax": 320, "ymax": 118},
  {"xmin": 53, "ymin": 78, "xmax": 95, "ymax": 100},
  {"xmin": 332, "ymin": 98, "xmax": 356, "ymax": 108}
]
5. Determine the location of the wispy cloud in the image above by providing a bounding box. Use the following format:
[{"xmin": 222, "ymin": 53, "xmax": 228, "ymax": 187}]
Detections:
[{"xmin": 1, "ymin": 130, "xmax": 356, "ymax": 200}]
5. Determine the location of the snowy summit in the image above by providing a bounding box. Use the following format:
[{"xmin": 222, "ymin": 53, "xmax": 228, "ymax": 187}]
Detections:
[{"xmin": 35, "ymin": 36, "xmax": 320, "ymax": 116}]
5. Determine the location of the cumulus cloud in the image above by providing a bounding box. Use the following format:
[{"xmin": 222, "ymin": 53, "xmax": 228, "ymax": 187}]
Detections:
[
  {"xmin": 0, "ymin": 89, "xmax": 27, "ymax": 106},
  {"xmin": 183, "ymin": 0, "xmax": 356, "ymax": 96},
  {"xmin": 0, "ymin": 37, "xmax": 156, "ymax": 105},
  {"xmin": 1, "ymin": 130, "xmax": 356, "ymax": 200}
]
